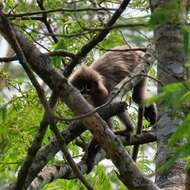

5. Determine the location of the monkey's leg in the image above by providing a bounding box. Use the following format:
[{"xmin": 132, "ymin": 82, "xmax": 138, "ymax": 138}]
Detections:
[
  {"xmin": 185, "ymin": 168, "xmax": 190, "ymax": 190},
  {"xmin": 84, "ymin": 118, "xmax": 113, "ymax": 173},
  {"xmin": 85, "ymin": 113, "xmax": 134, "ymax": 172},
  {"xmin": 132, "ymin": 78, "xmax": 157, "ymax": 161},
  {"xmin": 84, "ymin": 138, "xmax": 100, "ymax": 173},
  {"xmin": 132, "ymin": 78, "xmax": 146, "ymax": 105},
  {"xmin": 132, "ymin": 78, "xmax": 157, "ymax": 125},
  {"xmin": 131, "ymin": 78, "xmax": 147, "ymax": 161},
  {"xmin": 132, "ymin": 106, "xmax": 144, "ymax": 161},
  {"xmin": 115, "ymin": 111, "xmax": 134, "ymax": 138},
  {"xmin": 144, "ymin": 103, "xmax": 157, "ymax": 125}
]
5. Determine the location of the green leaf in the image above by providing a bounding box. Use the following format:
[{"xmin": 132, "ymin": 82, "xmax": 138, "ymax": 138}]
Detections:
[
  {"xmin": 168, "ymin": 113, "xmax": 190, "ymax": 146},
  {"xmin": 149, "ymin": 0, "xmax": 181, "ymax": 26},
  {"xmin": 0, "ymin": 104, "xmax": 7, "ymax": 121}
]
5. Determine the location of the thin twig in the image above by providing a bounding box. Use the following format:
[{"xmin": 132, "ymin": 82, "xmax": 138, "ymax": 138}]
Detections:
[
  {"xmin": 0, "ymin": 11, "xmax": 55, "ymax": 190},
  {"xmin": 0, "ymin": 50, "xmax": 74, "ymax": 62},
  {"xmin": 49, "ymin": 119, "xmax": 95, "ymax": 190},
  {"xmin": 8, "ymin": 7, "xmax": 117, "ymax": 18},
  {"xmin": 36, "ymin": 0, "xmax": 58, "ymax": 43},
  {"xmin": 76, "ymin": 23, "xmax": 147, "ymax": 32},
  {"xmin": 64, "ymin": 0, "xmax": 132, "ymax": 76}
]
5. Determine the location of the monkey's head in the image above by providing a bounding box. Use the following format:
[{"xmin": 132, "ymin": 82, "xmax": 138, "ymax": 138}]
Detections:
[{"xmin": 68, "ymin": 66, "xmax": 108, "ymax": 99}]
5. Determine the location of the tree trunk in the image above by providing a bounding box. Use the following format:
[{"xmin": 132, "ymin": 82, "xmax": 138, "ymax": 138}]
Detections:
[{"xmin": 150, "ymin": 0, "xmax": 187, "ymax": 189}]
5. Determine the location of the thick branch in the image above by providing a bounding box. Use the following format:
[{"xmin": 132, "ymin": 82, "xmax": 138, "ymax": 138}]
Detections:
[
  {"xmin": 0, "ymin": 50, "xmax": 75, "ymax": 63},
  {"xmin": 24, "ymin": 101, "xmax": 127, "ymax": 188},
  {"xmin": 0, "ymin": 3, "xmax": 159, "ymax": 190},
  {"xmin": 0, "ymin": 14, "xmax": 57, "ymax": 190},
  {"xmin": 28, "ymin": 132, "xmax": 157, "ymax": 190}
]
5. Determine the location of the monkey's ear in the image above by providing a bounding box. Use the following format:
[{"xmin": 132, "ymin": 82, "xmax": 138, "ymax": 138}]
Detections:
[{"xmin": 97, "ymin": 81, "xmax": 108, "ymax": 97}]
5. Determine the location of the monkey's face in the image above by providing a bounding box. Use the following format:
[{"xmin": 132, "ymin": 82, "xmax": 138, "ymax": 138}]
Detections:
[
  {"xmin": 72, "ymin": 79, "xmax": 99, "ymax": 96},
  {"xmin": 68, "ymin": 66, "xmax": 109, "ymax": 106},
  {"xmin": 72, "ymin": 78, "xmax": 109, "ymax": 106}
]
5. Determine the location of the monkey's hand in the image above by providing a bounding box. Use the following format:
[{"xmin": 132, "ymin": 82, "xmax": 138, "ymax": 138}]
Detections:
[{"xmin": 114, "ymin": 130, "xmax": 132, "ymax": 142}]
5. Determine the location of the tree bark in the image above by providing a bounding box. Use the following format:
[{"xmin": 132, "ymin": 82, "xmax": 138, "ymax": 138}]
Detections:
[{"xmin": 150, "ymin": 0, "xmax": 187, "ymax": 189}]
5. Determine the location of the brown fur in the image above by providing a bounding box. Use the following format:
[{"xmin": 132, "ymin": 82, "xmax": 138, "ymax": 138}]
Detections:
[
  {"xmin": 69, "ymin": 46, "xmax": 145, "ymax": 106},
  {"xmin": 69, "ymin": 66, "xmax": 108, "ymax": 106},
  {"xmin": 91, "ymin": 46, "xmax": 144, "ymax": 91},
  {"xmin": 68, "ymin": 45, "xmax": 157, "ymax": 172},
  {"xmin": 69, "ymin": 66, "xmax": 104, "ymax": 86},
  {"xmin": 68, "ymin": 45, "xmax": 156, "ymax": 124}
]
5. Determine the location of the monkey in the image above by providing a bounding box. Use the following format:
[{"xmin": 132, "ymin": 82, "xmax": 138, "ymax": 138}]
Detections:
[{"xmin": 68, "ymin": 45, "xmax": 157, "ymax": 171}]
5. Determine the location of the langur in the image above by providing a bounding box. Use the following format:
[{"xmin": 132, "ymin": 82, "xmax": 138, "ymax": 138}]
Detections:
[{"xmin": 68, "ymin": 45, "xmax": 157, "ymax": 171}]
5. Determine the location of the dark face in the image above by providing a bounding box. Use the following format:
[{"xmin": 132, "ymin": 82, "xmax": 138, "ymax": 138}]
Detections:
[
  {"xmin": 69, "ymin": 70, "xmax": 109, "ymax": 107},
  {"xmin": 72, "ymin": 79, "xmax": 99, "ymax": 96}
]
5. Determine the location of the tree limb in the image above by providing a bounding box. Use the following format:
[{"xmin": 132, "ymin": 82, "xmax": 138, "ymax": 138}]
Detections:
[
  {"xmin": 0, "ymin": 50, "xmax": 75, "ymax": 62},
  {"xmin": 24, "ymin": 101, "xmax": 128, "ymax": 188},
  {"xmin": 64, "ymin": 0, "xmax": 132, "ymax": 76},
  {"xmin": 0, "ymin": 2, "xmax": 160, "ymax": 189},
  {"xmin": 28, "ymin": 131, "xmax": 157, "ymax": 190},
  {"xmin": 8, "ymin": 7, "xmax": 116, "ymax": 18}
]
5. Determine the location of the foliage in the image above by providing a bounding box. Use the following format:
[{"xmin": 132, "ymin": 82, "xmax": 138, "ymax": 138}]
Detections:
[
  {"xmin": 1, "ymin": 0, "xmax": 187, "ymax": 189},
  {"xmin": 0, "ymin": 86, "xmax": 43, "ymax": 182},
  {"xmin": 146, "ymin": 80, "xmax": 190, "ymax": 171},
  {"xmin": 0, "ymin": 71, "xmax": 73, "ymax": 183},
  {"xmin": 149, "ymin": 0, "xmax": 182, "ymax": 26},
  {"xmin": 43, "ymin": 165, "xmax": 128, "ymax": 190}
]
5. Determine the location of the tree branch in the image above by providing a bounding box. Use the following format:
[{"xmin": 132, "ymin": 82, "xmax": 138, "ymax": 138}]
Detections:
[
  {"xmin": 48, "ymin": 118, "xmax": 94, "ymax": 190},
  {"xmin": 8, "ymin": 7, "xmax": 116, "ymax": 18},
  {"xmin": 0, "ymin": 50, "xmax": 75, "ymax": 62},
  {"xmin": 28, "ymin": 131, "xmax": 157, "ymax": 190},
  {"xmin": 24, "ymin": 101, "xmax": 128, "ymax": 188},
  {"xmin": 0, "ymin": 12, "xmax": 58, "ymax": 190},
  {"xmin": 36, "ymin": 0, "xmax": 58, "ymax": 43},
  {"xmin": 64, "ymin": 0, "xmax": 132, "ymax": 76},
  {"xmin": 0, "ymin": 2, "xmax": 160, "ymax": 189}
]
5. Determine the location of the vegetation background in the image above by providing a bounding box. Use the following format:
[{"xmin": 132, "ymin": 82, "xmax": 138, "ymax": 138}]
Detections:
[{"xmin": 0, "ymin": 0, "xmax": 189, "ymax": 190}]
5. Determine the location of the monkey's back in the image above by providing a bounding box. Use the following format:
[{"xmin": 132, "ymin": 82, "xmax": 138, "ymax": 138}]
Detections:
[{"xmin": 91, "ymin": 46, "xmax": 144, "ymax": 91}]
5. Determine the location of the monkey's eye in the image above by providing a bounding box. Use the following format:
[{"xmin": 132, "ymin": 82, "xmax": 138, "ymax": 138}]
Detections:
[
  {"xmin": 85, "ymin": 85, "xmax": 91, "ymax": 92},
  {"xmin": 80, "ymin": 85, "xmax": 91, "ymax": 94},
  {"xmin": 80, "ymin": 86, "xmax": 85, "ymax": 93}
]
